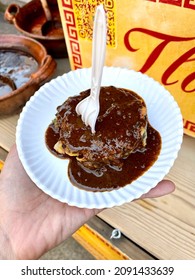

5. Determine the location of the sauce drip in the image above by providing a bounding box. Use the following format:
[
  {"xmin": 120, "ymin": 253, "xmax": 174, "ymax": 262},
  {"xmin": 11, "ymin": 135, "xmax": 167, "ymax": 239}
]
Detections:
[{"xmin": 45, "ymin": 122, "xmax": 161, "ymax": 192}]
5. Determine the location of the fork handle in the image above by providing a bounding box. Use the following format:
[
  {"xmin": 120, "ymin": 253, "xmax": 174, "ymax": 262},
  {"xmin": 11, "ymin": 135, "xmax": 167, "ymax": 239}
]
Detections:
[{"xmin": 90, "ymin": 5, "xmax": 107, "ymax": 99}]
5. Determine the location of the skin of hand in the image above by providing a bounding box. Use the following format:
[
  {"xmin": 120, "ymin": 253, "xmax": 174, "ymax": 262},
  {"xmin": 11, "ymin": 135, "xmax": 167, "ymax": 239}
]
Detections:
[{"xmin": 0, "ymin": 144, "xmax": 175, "ymax": 260}]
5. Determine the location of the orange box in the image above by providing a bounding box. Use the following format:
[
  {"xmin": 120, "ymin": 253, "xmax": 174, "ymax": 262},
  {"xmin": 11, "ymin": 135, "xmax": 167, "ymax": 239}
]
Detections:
[{"xmin": 57, "ymin": 0, "xmax": 195, "ymax": 137}]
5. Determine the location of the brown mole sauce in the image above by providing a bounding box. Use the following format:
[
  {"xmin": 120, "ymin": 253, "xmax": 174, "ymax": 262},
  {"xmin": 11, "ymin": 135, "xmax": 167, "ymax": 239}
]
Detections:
[
  {"xmin": 45, "ymin": 123, "xmax": 161, "ymax": 191},
  {"xmin": 45, "ymin": 90, "xmax": 161, "ymax": 192}
]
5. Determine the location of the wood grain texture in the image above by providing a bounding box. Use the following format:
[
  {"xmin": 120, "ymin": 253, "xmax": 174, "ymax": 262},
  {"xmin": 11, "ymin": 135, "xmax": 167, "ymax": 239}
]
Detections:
[
  {"xmin": 0, "ymin": 147, "xmax": 8, "ymax": 162},
  {"xmin": 0, "ymin": 114, "xmax": 19, "ymax": 150},
  {"xmin": 88, "ymin": 216, "xmax": 155, "ymax": 259}
]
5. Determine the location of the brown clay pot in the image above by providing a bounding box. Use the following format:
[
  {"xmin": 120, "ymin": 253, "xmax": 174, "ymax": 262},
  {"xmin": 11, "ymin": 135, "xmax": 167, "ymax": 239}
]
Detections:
[
  {"xmin": 0, "ymin": 34, "xmax": 56, "ymax": 116},
  {"xmin": 4, "ymin": 0, "xmax": 67, "ymax": 58}
]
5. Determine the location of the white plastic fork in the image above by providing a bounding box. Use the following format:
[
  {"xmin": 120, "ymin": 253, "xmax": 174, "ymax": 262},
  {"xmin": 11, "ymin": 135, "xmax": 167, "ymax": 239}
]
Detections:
[{"xmin": 75, "ymin": 4, "xmax": 107, "ymax": 134}]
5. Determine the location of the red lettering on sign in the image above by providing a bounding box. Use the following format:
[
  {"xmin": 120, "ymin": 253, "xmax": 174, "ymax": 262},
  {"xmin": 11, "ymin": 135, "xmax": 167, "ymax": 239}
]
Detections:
[
  {"xmin": 124, "ymin": 28, "xmax": 195, "ymax": 93},
  {"xmin": 182, "ymin": 72, "xmax": 195, "ymax": 93},
  {"xmin": 162, "ymin": 47, "xmax": 195, "ymax": 92}
]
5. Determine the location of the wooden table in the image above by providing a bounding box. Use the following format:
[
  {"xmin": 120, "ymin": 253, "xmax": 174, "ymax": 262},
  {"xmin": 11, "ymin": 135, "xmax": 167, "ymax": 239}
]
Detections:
[{"xmin": 1, "ymin": 57, "xmax": 195, "ymax": 260}]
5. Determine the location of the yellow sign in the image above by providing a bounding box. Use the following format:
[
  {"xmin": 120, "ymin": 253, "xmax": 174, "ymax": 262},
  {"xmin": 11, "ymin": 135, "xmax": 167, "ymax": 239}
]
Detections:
[{"xmin": 57, "ymin": 0, "xmax": 195, "ymax": 137}]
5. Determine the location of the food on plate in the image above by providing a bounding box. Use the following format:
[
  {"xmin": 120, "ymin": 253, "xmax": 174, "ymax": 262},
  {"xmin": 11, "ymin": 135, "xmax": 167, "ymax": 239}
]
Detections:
[
  {"xmin": 54, "ymin": 86, "xmax": 147, "ymax": 168},
  {"xmin": 45, "ymin": 86, "xmax": 161, "ymax": 191}
]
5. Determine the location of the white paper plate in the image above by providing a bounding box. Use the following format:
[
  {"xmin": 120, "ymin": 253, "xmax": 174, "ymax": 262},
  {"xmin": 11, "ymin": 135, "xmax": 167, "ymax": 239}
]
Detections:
[{"xmin": 16, "ymin": 67, "xmax": 183, "ymax": 209}]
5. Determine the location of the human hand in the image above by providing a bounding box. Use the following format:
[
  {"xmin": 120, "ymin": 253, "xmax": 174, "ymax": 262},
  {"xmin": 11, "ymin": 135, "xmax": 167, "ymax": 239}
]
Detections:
[{"xmin": 0, "ymin": 145, "xmax": 175, "ymax": 259}]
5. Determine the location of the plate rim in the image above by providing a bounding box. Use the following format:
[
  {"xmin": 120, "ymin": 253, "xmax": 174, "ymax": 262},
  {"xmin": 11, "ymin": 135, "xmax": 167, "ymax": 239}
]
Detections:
[{"xmin": 16, "ymin": 66, "xmax": 183, "ymax": 208}]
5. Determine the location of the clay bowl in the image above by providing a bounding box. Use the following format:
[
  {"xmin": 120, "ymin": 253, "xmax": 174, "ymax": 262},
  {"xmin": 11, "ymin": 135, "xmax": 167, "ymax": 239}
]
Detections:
[
  {"xmin": 0, "ymin": 34, "xmax": 56, "ymax": 116},
  {"xmin": 4, "ymin": 0, "xmax": 67, "ymax": 58}
]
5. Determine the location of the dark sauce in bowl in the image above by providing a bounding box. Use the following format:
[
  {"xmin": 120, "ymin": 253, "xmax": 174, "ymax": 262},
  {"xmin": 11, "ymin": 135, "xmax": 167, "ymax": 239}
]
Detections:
[{"xmin": 0, "ymin": 50, "xmax": 38, "ymax": 96}]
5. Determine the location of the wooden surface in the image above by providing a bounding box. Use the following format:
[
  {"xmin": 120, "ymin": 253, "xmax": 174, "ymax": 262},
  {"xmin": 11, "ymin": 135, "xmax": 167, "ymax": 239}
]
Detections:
[
  {"xmin": 0, "ymin": 58, "xmax": 195, "ymax": 260},
  {"xmin": 87, "ymin": 216, "xmax": 155, "ymax": 260},
  {"xmin": 98, "ymin": 135, "xmax": 195, "ymax": 259}
]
